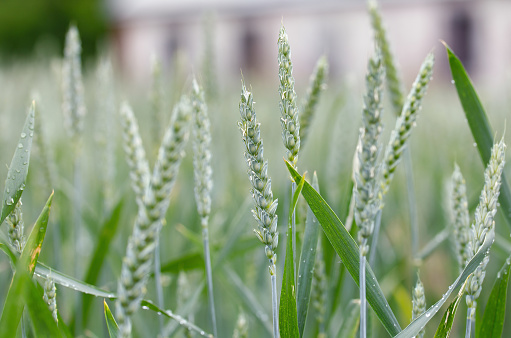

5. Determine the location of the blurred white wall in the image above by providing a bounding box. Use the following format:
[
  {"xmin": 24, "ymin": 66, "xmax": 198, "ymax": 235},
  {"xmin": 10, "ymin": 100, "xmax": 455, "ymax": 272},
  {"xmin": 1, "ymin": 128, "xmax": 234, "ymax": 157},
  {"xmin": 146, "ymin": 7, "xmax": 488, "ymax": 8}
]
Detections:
[{"xmin": 107, "ymin": 0, "xmax": 511, "ymax": 89}]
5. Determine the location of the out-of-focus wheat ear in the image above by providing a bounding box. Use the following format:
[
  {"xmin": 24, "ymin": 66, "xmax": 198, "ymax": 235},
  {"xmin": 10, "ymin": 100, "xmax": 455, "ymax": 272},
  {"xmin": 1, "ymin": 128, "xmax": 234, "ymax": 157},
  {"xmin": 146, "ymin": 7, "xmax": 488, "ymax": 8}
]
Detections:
[
  {"xmin": 96, "ymin": 58, "xmax": 117, "ymax": 210},
  {"xmin": 311, "ymin": 238, "xmax": 327, "ymax": 337},
  {"xmin": 278, "ymin": 24, "xmax": 300, "ymax": 168},
  {"xmin": 177, "ymin": 271, "xmax": 194, "ymax": 338},
  {"xmin": 43, "ymin": 277, "xmax": 58, "ymax": 324},
  {"xmin": 62, "ymin": 25, "xmax": 86, "ymax": 140},
  {"xmin": 368, "ymin": 0, "xmax": 405, "ymax": 115},
  {"xmin": 119, "ymin": 102, "xmax": 151, "ymax": 209},
  {"xmin": 116, "ymin": 96, "xmax": 192, "ymax": 337},
  {"xmin": 450, "ymin": 164, "xmax": 471, "ymax": 271},
  {"xmin": 300, "ymin": 56, "xmax": 328, "ymax": 147},
  {"xmin": 6, "ymin": 199, "xmax": 25, "ymax": 254},
  {"xmin": 232, "ymin": 311, "xmax": 248, "ymax": 338},
  {"xmin": 355, "ymin": 48, "xmax": 385, "ymax": 338},
  {"xmin": 412, "ymin": 273, "xmax": 426, "ymax": 338},
  {"xmin": 150, "ymin": 54, "xmax": 164, "ymax": 151},
  {"xmin": 465, "ymin": 138, "xmax": 506, "ymax": 336},
  {"xmin": 380, "ymin": 53, "xmax": 434, "ymax": 197},
  {"xmin": 191, "ymin": 78, "xmax": 217, "ymax": 337}
]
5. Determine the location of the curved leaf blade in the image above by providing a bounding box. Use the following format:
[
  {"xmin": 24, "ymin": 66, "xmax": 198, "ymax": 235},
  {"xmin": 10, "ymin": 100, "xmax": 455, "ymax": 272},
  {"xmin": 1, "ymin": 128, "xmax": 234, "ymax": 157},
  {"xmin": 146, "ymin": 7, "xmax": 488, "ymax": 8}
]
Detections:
[
  {"xmin": 478, "ymin": 256, "xmax": 511, "ymax": 338},
  {"xmin": 444, "ymin": 43, "xmax": 511, "ymax": 227},
  {"xmin": 279, "ymin": 175, "xmax": 304, "ymax": 338},
  {"xmin": 285, "ymin": 161, "xmax": 401, "ymax": 336},
  {"xmin": 297, "ymin": 173, "xmax": 320, "ymax": 337},
  {"xmin": 0, "ymin": 103, "xmax": 35, "ymax": 224},
  {"xmin": 434, "ymin": 282, "xmax": 465, "ymax": 337},
  {"xmin": 104, "ymin": 300, "xmax": 119, "ymax": 338},
  {"xmin": 396, "ymin": 230, "xmax": 495, "ymax": 337}
]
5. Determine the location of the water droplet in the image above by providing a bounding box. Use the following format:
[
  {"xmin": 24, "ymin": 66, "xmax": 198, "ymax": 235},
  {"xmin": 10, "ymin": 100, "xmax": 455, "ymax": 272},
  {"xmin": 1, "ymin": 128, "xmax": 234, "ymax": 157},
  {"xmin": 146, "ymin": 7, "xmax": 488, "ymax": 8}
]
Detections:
[
  {"xmin": 451, "ymin": 80, "xmax": 455, "ymax": 84},
  {"xmin": 142, "ymin": 306, "xmax": 149, "ymax": 310},
  {"xmin": 425, "ymin": 313, "xmax": 431, "ymax": 317},
  {"xmin": 473, "ymin": 143, "xmax": 477, "ymax": 147},
  {"xmin": 29, "ymin": 132, "xmax": 33, "ymax": 137},
  {"xmin": 20, "ymin": 133, "xmax": 26, "ymax": 139},
  {"xmin": 200, "ymin": 331, "xmax": 205, "ymax": 335},
  {"xmin": 179, "ymin": 320, "xmax": 185, "ymax": 325},
  {"xmin": 17, "ymin": 143, "xmax": 23, "ymax": 149}
]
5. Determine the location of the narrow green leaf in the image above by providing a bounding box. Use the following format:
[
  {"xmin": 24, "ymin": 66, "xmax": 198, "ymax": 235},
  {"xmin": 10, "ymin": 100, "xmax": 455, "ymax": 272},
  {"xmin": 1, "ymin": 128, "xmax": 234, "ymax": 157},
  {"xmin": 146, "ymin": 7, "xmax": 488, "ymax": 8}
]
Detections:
[
  {"xmin": 23, "ymin": 274, "xmax": 61, "ymax": 337},
  {"xmin": 140, "ymin": 300, "xmax": 212, "ymax": 337},
  {"xmin": 0, "ymin": 243, "xmax": 17, "ymax": 266},
  {"xmin": 337, "ymin": 300, "xmax": 361, "ymax": 338},
  {"xmin": 104, "ymin": 300, "xmax": 119, "ymax": 338},
  {"xmin": 81, "ymin": 199, "xmax": 124, "ymax": 325},
  {"xmin": 395, "ymin": 230, "xmax": 495, "ymax": 337},
  {"xmin": 0, "ymin": 192, "xmax": 54, "ymax": 338},
  {"xmin": 0, "ymin": 271, "xmax": 26, "ymax": 337},
  {"xmin": 478, "ymin": 256, "xmax": 511, "ymax": 338},
  {"xmin": 0, "ymin": 103, "xmax": 35, "ymax": 224},
  {"xmin": 285, "ymin": 160, "xmax": 401, "ymax": 336},
  {"xmin": 445, "ymin": 43, "xmax": 511, "ymax": 227},
  {"xmin": 297, "ymin": 172, "xmax": 320, "ymax": 337},
  {"xmin": 35, "ymin": 263, "xmax": 115, "ymax": 298},
  {"xmin": 20, "ymin": 192, "xmax": 53, "ymax": 276},
  {"xmin": 161, "ymin": 251, "xmax": 205, "ymax": 273},
  {"xmin": 279, "ymin": 174, "xmax": 304, "ymax": 338},
  {"xmin": 434, "ymin": 281, "xmax": 465, "ymax": 338}
]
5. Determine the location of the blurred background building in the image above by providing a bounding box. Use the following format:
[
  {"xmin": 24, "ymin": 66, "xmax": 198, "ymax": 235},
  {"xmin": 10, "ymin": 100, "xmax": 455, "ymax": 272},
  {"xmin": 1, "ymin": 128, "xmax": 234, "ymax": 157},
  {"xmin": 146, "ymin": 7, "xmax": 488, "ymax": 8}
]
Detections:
[{"xmin": 1, "ymin": 0, "xmax": 511, "ymax": 87}]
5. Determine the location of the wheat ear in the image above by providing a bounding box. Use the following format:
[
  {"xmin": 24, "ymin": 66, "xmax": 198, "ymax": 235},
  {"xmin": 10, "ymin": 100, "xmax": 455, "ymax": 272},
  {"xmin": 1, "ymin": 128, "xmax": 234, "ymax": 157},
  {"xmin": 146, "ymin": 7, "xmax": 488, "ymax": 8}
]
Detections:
[
  {"xmin": 116, "ymin": 96, "xmax": 191, "ymax": 337},
  {"xmin": 465, "ymin": 138, "xmax": 506, "ymax": 337},
  {"xmin": 355, "ymin": 48, "xmax": 385, "ymax": 338},
  {"xmin": 6, "ymin": 199, "xmax": 25, "ymax": 254},
  {"xmin": 43, "ymin": 277, "xmax": 58, "ymax": 324},
  {"xmin": 300, "ymin": 55, "xmax": 328, "ymax": 147},
  {"xmin": 450, "ymin": 164, "xmax": 471, "ymax": 271},
  {"xmin": 238, "ymin": 83, "xmax": 279, "ymax": 337},
  {"xmin": 380, "ymin": 53, "xmax": 434, "ymax": 197},
  {"xmin": 412, "ymin": 274, "xmax": 426, "ymax": 338},
  {"xmin": 368, "ymin": 0, "xmax": 404, "ymax": 115},
  {"xmin": 191, "ymin": 78, "xmax": 217, "ymax": 337}
]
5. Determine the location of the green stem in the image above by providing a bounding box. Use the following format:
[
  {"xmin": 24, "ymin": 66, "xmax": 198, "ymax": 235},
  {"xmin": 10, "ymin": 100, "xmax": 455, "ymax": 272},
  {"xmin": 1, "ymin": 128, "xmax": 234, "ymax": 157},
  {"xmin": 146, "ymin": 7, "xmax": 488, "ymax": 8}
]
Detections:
[
  {"xmin": 271, "ymin": 269, "xmax": 279, "ymax": 338},
  {"xmin": 465, "ymin": 313, "xmax": 474, "ymax": 338},
  {"xmin": 202, "ymin": 219, "xmax": 217, "ymax": 338},
  {"xmin": 291, "ymin": 181, "xmax": 297, "ymax": 288},
  {"xmin": 369, "ymin": 210, "xmax": 382, "ymax": 266}
]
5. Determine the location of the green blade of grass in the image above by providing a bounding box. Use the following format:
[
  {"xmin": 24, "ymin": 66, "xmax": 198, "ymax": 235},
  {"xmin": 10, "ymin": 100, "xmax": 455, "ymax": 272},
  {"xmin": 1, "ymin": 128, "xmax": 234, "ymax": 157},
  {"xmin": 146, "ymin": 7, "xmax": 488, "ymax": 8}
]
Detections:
[
  {"xmin": 161, "ymin": 251, "xmax": 205, "ymax": 273},
  {"xmin": 285, "ymin": 161, "xmax": 401, "ymax": 336},
  {"xmin": 444, "ymin": 43, "xmax": 511, "ymax": 227},
  {"xmin": 433, "ymin": 282, "xmax": 465, "ymax": 338},
  {"xmin": 279, "ymin": 174, "xmax": 304, "ymax": 338},
  {"xmin": 81, "ymin": 199, "xmax": 124, "ymax": 325},
  {"xmin": 0, "ymin": 192, "xmax": 54, "ymax": 337},
  {"xmin": 0, "ymin": 243, "xmax": 17, "ymax": 266},
  {"xmin": 35, "ymin": 263, "xmax": 115, "ymax": 298},
  {"xmin": 21, "ymin": 192, "xmax": 53, "ymax": 276},
  {"xmin": 140, "ymin": 300, "xmax": 212, "ymax": 337},
  {"xmin": 104, "ymin": 300, "xmax": 119, "ymax": 338},
  {"xmin": 297, "ymin": 172, "xmax": 320, "ymax": 337},
  {"xmin": 478, "ymin": 256, "xmax": 511, "ymax": 338},
  {"xmin": 0, "ymin": 102, "xmax": 35, "ymax": 224},
  {"xmin": 395, "ymin": 229, "xmax": 495, "ymax": 337}
]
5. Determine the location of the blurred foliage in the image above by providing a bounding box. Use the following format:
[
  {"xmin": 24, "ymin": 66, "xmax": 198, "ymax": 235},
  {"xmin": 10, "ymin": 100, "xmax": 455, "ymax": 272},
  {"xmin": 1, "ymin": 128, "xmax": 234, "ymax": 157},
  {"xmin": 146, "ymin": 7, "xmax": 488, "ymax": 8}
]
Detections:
[{"xmin": 0, "ymin": 0, "xmax": 107, "ymax": 60}]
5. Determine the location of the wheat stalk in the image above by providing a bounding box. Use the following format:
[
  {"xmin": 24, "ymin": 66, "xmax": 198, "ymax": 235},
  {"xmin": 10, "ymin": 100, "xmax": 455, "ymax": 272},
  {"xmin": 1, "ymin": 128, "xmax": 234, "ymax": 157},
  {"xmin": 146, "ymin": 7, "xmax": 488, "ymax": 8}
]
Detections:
[
  {"xmin": 238, "ymin": 82, "xmax": 279, "ymax": 337},
  {"xmin": 116, "ymin": 96, "xmax": 191, "ymax": 337},
  {"xmin": 191, "ymin": 78, "xmax": 217, "ymax": 337},
  {"xmin": 465, "ymin": 138, "xmax": 506, "ymax": 337},
  {"xmin": 355, "ymin": 48, "xmax": 385, "ymax": 338}
]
